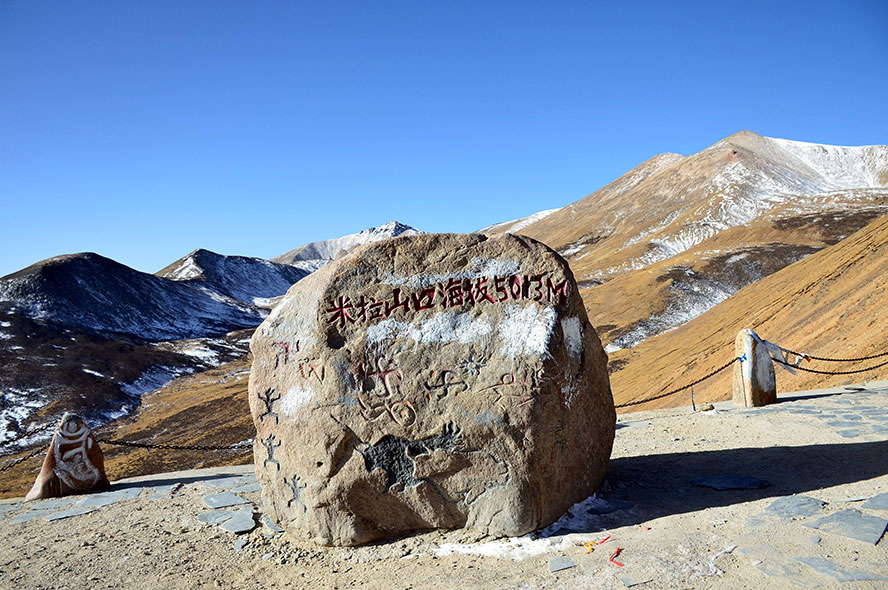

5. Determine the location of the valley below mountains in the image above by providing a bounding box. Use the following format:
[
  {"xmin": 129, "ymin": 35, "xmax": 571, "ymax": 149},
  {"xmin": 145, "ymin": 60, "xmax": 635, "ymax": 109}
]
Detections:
[{"xmin": 2, "ymin": 132, "xmax": 887, "ymax": 499}]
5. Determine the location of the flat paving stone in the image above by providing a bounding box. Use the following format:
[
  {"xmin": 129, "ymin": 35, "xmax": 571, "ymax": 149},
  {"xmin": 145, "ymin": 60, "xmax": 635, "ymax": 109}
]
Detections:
[
  {"xmin": 198, "ymin": 509, "xmax": 242, "ymax": 525},
  {"xmin": 825, "ymin": 420, "xmax": 863, "ymax": 429},
  {"xmin": 198, "ymin": 507, "xmax": 255, "ymax": 533},
  {"xmin": 861, "ymin": 492, "xmax": 888, "ymax": 511},
  {"xmin": 44, "ymin": 507, "xmax": 96, "ymax": 521},
  {"xmin": 754, "ymin": 559, "xmax": 821, "ymax": 587},
  {"xmin": 690, "ymin": 475, "xmax": 770, "ymax": 490},
  {"xmin": 838, "ymin": 495, "xmax": 871, "ymax": 503},
  {"xmin": 147, "ymin": 484, "xmax": 181, "ymax": 497},
  {"xmin": 9, "ymin": 510, "xmax": 54, "ymax": 524},
  {"xmin": 202, "ymin": 476, "xmax": 256, "ymax": 490},
  {"xmin": 548, "ymin": 556, "xmax": 575, "ymax": 573},
  {"xmin": 262, "ymin": 514, "xmax": 284, "ymax": 534},
  {"xmin": 618, "ymin": 573, "xmax": 654, "ymax": 587},
  {"xmin": 233, "ymin": 538, "xmax": 249, "ymax": 552},
  {"xmin": 203, "ymin": 492, "xmax": 250, "ymax": 509},
  {"xmin": 219, "ymin": 509, "xmax": 256, "ymax": 534},
  {"xmin": 836, "ymin": 429, "xmax": 863, "ymax": 438},
  {"xmin": 29, "ymin": 498, "xmax": 76, "ymax": 511},
  {"xmin": 0, "ymin": 504, "xmax": 20, "ymax": 514},
  {"xmin": 795, "ymin": 556, "xmax": 888, "ymax": 583},
  {"xmin": 762, "ymin": 495, "xmax": 826, "ymax": 521},
  {"xmin": 75, "ymin": 488, "xmax": 142, "ymax": 508},
  {"xmin": 803, "ymin": 509, "xmax": 888, "ymax": 545},
  {"xmin": 230, "ymin": 482, "xmax": 262, "ymax": 494}
]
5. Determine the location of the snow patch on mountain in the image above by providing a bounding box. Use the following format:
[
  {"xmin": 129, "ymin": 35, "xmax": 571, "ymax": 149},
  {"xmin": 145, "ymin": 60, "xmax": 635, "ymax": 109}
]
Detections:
[
  {"xmin": 161, "ymin": 256, "xmax": 204, "ymax": 281},
  {"xmin": 157, "ymin": 249, "xmax": 308, "ymax": 307},
  {"xmin": 273, "ymin": 221, "xmax": 422, "ymax": 269},
  {"xmin": 479, "ymin": 209, "xmax": 560, "ymax": 234},
  {"xmin": 606, "ymin": 279, "xmax": 734, "ymax": 352},
  {"xmin": 120, "ymin": 365, "xmax": 195, "ymax": 398}
]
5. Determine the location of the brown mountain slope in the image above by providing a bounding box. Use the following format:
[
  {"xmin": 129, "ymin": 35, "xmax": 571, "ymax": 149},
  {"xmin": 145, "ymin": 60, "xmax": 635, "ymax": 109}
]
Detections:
[
  {"xmin": 608, "ymin": 212, "xmax": 888, "ymax": 411},
  {"xmin": 486, "ymin": 131, "xmax": 888, "ymax": 352}
]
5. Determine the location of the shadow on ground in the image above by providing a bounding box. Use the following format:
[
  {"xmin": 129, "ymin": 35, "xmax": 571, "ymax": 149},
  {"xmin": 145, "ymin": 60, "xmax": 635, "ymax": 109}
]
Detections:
[{"xmin": 561, "ymin": 440, "xmax": 888, "ymax": 532}]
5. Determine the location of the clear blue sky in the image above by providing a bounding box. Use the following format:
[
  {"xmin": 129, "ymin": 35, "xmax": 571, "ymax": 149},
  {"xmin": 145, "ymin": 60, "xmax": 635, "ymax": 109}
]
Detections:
[{"xmin": 1, "ymin": 1, "xmax": 886, "ymax": 277}]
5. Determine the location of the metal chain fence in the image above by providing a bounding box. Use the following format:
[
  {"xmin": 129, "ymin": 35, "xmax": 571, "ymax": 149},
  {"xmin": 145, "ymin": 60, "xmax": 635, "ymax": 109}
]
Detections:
[{"xmin": 614, "ymin": 356, "xmax": 741, "ymax": 409}]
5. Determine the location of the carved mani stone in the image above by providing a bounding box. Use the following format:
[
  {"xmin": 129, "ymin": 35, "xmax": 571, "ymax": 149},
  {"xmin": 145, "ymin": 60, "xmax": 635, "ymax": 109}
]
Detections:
[
  {"xmin": 25, "ymin": 413, "xmax": 110, "ymax": 501},
  {"xmin": 733, "ymin": 328, "xmax": 777, "ymax": 408},
  {"xmin": 249, "ymin": 233, "xmax": 616, "ymax": 546}
]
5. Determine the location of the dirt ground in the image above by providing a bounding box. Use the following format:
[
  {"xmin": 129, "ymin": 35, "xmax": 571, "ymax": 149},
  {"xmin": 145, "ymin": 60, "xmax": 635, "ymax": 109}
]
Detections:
[{"xmin": 2, "ymin": 381, "xmax": 887, "ymax": 590}]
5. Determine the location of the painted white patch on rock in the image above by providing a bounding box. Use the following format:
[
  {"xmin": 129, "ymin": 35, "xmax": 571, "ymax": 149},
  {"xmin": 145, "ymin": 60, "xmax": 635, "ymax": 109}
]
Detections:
[
  {"xmin": 562, "ymin": 382, "xmax": 579, "ymax": 409},
  {"xmin": 382, "ymin": 258, "xmax": 521, "ymax": 288},
  {"xmin": 409, "ymin": 313, "xmax": 493, "ymax": 345},
  {"xmin": 498, "ymin": 305, "xmax": 557, "ymax": 358},
  {"xmin": 367, "ymin": 314, "xmax": 492, "ymax": 346},
  {"xmin": 560, "ymin": 317, "xmax": 583, "ymax": 361},
  {"xmin": 280, "ymin": 385, "xmax": 315, "ymax": 416},
  {"xmin": 263, "ymin": 289, "xmax": 321, "ymax": 351},
  {"xmin": 366, "ymin": 318, "xmax": 409, "ymax": 344}
]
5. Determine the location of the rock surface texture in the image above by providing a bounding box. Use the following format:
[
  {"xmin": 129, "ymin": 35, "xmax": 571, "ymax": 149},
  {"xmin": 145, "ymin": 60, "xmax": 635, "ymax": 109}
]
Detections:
[
  {"xmin": 248, "ymin": 233, "xmax": 616, "ymax": 546},
  {"xmin": 733, "ymin": 329, "xmax": 777, "ymax": 408},
  {"xmin": 25, "ymin": 413, "xmax": 110, "ymax": 500}
]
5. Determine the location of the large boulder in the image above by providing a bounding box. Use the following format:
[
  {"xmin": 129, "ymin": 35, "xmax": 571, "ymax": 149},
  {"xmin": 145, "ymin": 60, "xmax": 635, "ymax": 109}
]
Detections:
[{"xmin": 248, "ymin": 233, "xmax": 615, "ymax": 545}]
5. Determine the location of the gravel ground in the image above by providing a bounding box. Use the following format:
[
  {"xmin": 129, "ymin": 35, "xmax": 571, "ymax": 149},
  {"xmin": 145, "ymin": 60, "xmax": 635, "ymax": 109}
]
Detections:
[{"xmin": 2, "ymin": 381, "xmax": 887, "ymax": 590}]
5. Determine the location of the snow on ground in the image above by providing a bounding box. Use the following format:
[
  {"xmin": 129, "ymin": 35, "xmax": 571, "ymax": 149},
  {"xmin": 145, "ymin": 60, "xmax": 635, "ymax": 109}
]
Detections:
[
  {"xmin": 82, "ymin": 368, "xmax": 105, "ymax": 377},
  {"xmin": 180, "ymin": 345, "xmax": 220, "ymax": 364},
  {"xmin": 0, "ymin": 388, "xmax": 49, "ymax": 446},
  {"xmin": 120, "ymin": 366, "xmax": 195, "ymax": 398},
  {"xmin": 605, "ymin": 274, "xmax": 735, "ymax": 353},
  {"xmin": 434, "ymin": 494, "xmax": 613, "ymax": 560}
]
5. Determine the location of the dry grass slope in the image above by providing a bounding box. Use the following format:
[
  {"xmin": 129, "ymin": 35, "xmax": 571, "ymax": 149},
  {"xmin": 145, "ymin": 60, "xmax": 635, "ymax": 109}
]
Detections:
[{"xmin": 609, "ymin": 212, "xmax": 888, "ymax": 410}]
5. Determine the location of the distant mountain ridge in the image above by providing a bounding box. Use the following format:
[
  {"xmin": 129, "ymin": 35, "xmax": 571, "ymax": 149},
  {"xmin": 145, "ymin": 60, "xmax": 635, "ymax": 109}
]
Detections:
[{"xmin": 0, "ymin": 252, "xmax": 262, "ymax": 341}]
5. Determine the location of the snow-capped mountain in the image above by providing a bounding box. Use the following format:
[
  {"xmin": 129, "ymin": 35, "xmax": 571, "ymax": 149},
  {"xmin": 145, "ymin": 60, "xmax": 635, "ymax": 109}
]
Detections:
[
  {"xmin": 0, "ymin": 253, "xmax": 263, "ymax": 341},
  {"xmin": 156, "ymin": 249, "xmax": 309, "ymax": 307},
  {"xmin": 272, "ymin": 221, "xmax": 423, "ymax": 272},
  {"xmin": 484, "ymin": 131, "xmax": 888, "ymax": 350}
]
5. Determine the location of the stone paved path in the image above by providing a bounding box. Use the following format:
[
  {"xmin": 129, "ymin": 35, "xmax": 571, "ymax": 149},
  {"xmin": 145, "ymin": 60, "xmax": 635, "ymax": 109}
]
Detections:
[{"xmin": 1, "ymin": 380, "xmax": 886, "ymax": 589}]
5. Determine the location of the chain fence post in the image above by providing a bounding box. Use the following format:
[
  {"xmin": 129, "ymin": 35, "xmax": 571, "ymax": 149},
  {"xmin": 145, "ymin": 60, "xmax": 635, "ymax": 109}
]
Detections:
[{"xmin": 732, "ymin": 329, "xmax": 777, "ymax": 408}]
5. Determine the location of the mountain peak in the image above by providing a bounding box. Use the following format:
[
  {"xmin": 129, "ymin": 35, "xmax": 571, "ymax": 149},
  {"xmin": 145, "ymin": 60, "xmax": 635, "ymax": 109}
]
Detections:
[
  {"xmin": 373, "ymin": 221, "xmax": 414, "ymax": 235},
  {"xmin": 272, "ymin": 221, "xmax": 424, "ymax": 269}
]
